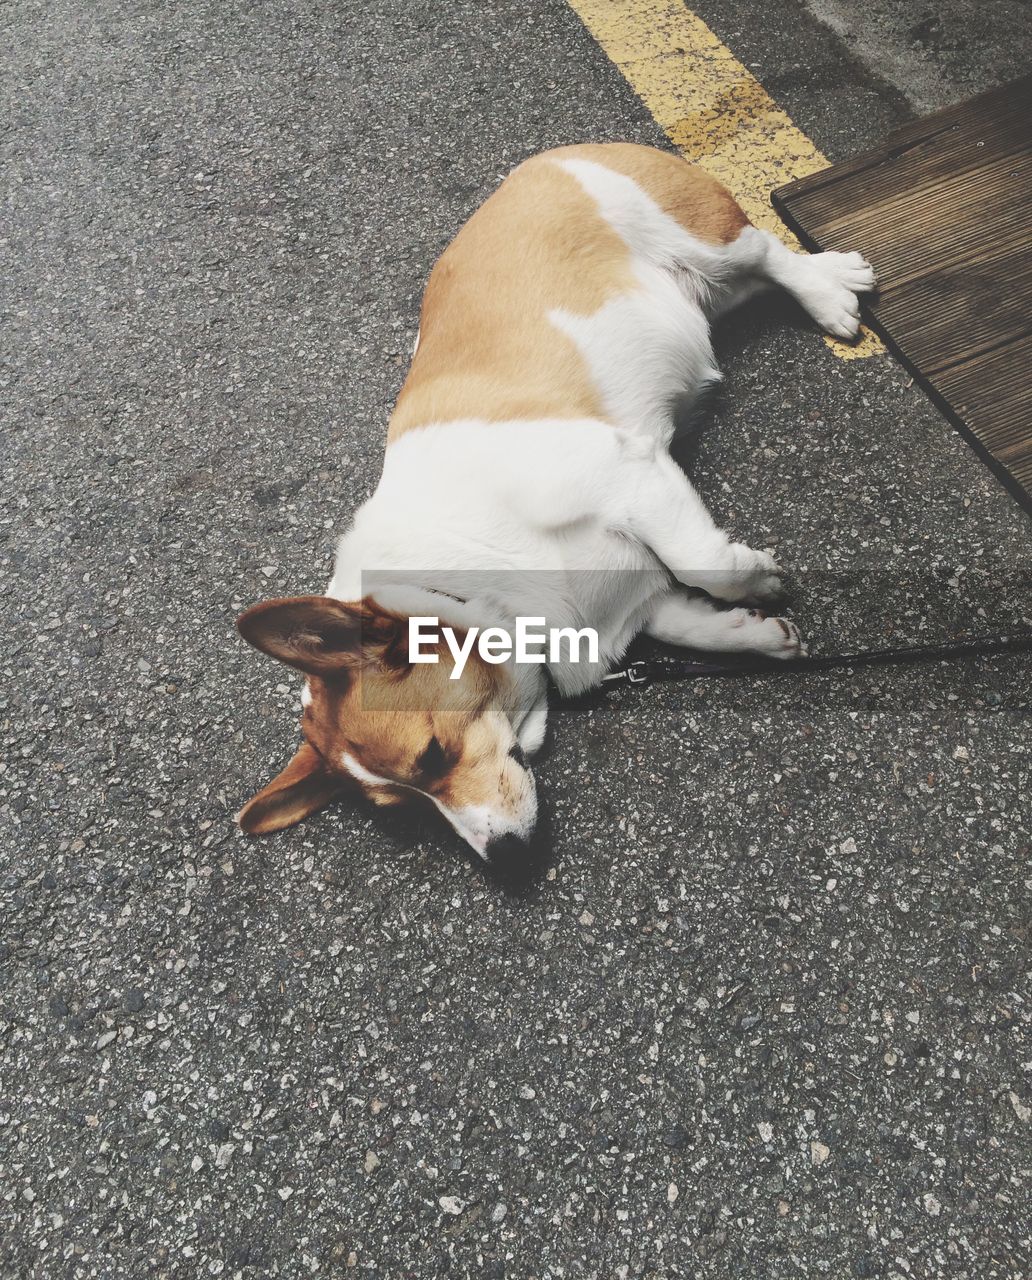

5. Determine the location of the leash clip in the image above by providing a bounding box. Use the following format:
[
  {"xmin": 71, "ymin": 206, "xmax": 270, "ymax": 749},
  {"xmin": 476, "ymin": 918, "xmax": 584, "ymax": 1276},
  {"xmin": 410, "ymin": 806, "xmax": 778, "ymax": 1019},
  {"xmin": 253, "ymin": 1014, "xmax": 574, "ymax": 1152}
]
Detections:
[{"xmin": 604, "ymin": 660, "xmax": 651, "ymax": 688}]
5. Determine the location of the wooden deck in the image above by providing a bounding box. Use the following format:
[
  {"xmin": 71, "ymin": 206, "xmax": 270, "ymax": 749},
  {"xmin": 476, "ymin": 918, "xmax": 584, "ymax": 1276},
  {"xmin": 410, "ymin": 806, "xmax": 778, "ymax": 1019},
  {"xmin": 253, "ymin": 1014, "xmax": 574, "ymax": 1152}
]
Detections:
[{"xmin": 773, "ymin": 75, "xmax": 1032, "ymax": 512}]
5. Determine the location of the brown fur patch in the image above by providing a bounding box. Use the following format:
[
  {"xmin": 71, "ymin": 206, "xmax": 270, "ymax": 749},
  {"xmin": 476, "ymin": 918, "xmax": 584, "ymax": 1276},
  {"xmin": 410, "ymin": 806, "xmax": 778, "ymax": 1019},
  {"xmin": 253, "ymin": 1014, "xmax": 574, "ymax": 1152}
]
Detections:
[
  {"xmin": 553, "ymin": 143, "xmax": 750, "ymax": 246},
  {"xmin": 302, "ymin": 635, "xmax": 526, "ymax": 818},
  {"xmin": 303, "ymin": 643, "xmax": 497, "ymax": 779},
  {"xmin": 236, "ymin": 741, "xmax": 347, "ymax": 835},
  {"xmin": 388, "ymin": 159, "xmax": 626, "ymax": 437},
  {"xmin": 387, "ymin": 143, "xmax": 748, "ymax": 439},
  {"xmin": 237, "ymin": 593, "xmax": 525, "ymax": 827}
]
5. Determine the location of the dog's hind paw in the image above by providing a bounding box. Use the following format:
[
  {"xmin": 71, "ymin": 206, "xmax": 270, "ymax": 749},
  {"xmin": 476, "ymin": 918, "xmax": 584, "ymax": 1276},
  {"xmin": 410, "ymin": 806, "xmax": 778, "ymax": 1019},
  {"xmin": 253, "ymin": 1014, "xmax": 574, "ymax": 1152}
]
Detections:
[{"xmin": 801, "ymin": 250, "xmax": 877, "ymax": 340}]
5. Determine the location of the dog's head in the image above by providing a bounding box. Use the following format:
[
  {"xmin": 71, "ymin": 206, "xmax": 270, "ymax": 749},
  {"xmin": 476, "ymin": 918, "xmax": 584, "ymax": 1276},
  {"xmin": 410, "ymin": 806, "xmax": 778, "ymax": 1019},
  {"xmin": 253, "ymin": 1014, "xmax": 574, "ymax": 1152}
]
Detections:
[{"xmin": 235, "ymin": 596, "xmax": 539, "ymax": 877}]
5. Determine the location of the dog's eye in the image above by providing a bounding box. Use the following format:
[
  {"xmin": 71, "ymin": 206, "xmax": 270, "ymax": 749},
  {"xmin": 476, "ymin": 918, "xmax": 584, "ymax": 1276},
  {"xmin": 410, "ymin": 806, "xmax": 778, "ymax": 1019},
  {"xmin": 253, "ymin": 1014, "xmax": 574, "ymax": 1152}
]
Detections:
[{"xmin": 416, "ymin": 735, "xmax": 448, "ymax": 777}]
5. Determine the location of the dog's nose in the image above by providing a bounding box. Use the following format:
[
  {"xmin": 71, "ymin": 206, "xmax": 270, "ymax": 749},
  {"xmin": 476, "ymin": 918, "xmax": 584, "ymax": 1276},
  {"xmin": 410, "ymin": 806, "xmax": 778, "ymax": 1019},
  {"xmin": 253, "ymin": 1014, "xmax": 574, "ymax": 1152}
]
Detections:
[{"xmin": 482, "ymin": 832, "xmax": 542, "ymax": 884}]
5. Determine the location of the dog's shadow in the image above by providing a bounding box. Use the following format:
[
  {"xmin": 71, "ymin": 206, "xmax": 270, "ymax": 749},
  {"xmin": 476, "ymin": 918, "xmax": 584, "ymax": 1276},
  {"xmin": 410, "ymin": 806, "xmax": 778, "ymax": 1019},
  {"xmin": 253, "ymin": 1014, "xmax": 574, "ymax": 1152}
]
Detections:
[{"xmin": 665, "ymin": 291, "xmax": 809, "ymax": 475}]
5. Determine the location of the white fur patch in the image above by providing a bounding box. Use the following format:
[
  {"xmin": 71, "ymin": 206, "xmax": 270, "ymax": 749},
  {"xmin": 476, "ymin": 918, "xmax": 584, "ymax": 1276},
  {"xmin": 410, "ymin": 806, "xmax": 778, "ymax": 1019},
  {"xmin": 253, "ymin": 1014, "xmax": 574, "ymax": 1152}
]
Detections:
[
  {"xmin": 340, "ymin": 752, "xmax": 392, "ymax": 788},
  {"xmin": 550, "ymin": 157, "xmax": 723, "ymax": 434}
]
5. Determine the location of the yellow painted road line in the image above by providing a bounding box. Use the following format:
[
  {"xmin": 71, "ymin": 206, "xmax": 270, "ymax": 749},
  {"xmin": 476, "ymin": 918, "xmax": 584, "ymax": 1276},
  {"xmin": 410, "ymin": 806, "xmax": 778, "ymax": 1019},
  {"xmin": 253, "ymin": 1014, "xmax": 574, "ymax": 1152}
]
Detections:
[{"xmin": 566, "ymin": 0, "xmax": 884, "ymax": 359}]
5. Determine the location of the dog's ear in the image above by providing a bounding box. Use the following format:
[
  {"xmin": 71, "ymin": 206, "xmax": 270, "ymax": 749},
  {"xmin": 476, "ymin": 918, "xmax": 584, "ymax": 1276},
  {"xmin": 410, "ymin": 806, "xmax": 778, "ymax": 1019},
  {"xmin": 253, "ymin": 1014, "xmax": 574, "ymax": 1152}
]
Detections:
[
  {"xmin": 236, "ymin": 596, "xmax": 405, "ymax": 676},
  {"xmin": 237, "ymin": 742, "xmax": 346, "ymax": 835}
]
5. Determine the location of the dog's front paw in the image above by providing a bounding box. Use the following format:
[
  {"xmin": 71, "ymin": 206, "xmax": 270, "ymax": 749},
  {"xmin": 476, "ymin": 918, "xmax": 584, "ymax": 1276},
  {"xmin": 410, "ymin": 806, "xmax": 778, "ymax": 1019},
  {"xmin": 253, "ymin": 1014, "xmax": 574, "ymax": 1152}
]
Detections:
[
  {"xmin": 730, "ymin": 608, "xmax": 806, "ymax": 658},
  {"xmin": 733, "ymin": 544, "xmax": 786, "ymax": 605},
  {"xmin": 764, "ymin": 614, "xmax": 807, "ymax": 659},
  {"xmin": 698, "ymin": 544, "xmax": 787, "ymax": 606}
]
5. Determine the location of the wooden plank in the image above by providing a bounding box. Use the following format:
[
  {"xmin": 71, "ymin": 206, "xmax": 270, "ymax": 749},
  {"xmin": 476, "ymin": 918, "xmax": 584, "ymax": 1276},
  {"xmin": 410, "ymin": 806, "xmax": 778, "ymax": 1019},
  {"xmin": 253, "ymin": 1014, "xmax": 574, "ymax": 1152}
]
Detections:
[
  {"xmin": 777, "ymin": 86, "xmax": 1029, "ymax": 216},
  {"xmin": 804, "ymin": 153, "xmax": 1032, "ymax": 284},
  {"xmin": 937, "ymin": 336, "xmax": 1032, "ymax": 464},
  {"xmin": 875, "ymin": 241, "xmax": 1032, "ymax": 376},
  {"xmin": 773, "ymin": 74, "xmax": 1032, "ymax": 513}
]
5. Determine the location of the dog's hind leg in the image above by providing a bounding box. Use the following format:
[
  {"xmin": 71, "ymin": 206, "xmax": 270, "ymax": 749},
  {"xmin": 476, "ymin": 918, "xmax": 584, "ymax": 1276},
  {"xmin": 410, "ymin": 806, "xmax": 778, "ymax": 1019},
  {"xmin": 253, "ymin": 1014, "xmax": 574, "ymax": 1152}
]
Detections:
[
  {"xmin": 714, "ymin": 226, "xmax": 876, "ymax": 339},
  {"xmin": 646, "ymin": 589, "xmax": 805, "ymax": 658}
]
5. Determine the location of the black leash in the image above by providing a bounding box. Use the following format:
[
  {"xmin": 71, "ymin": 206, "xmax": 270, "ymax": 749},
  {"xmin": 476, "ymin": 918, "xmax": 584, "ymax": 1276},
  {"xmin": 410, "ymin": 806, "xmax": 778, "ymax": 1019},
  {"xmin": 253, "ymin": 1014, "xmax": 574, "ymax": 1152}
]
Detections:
[{"xmin": 601, "ymin": 631, "xmax": 1032, "ymax": 689}]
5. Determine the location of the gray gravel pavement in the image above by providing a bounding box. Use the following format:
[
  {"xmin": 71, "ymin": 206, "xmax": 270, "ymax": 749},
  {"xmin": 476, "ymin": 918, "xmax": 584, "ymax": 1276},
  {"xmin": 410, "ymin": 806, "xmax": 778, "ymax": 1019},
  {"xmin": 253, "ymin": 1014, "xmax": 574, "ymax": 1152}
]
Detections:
[{"xmin": 2, "ymin": 1, "xmax": 1030, "ymax": 1277}]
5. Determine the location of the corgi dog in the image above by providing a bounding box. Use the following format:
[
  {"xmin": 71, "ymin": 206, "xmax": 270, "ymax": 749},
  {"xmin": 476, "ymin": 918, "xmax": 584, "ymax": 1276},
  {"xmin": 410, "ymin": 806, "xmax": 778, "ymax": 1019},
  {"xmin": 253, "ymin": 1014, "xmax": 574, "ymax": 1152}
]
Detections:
[{"xmin": 236, "ymin": 143, "xmax": 874, "ymax": 878}]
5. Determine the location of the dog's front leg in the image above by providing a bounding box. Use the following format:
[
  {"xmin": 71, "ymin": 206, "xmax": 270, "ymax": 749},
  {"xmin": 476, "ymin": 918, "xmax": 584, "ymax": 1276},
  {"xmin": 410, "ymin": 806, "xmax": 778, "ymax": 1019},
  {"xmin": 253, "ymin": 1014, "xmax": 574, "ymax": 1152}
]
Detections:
[
  {"xmin": 645, "ymin": 589, "xmax": 804, "ymax": 658},
  {"xmin": 627, "ymin": 455, "xmax": 784, "ymax": 604}
]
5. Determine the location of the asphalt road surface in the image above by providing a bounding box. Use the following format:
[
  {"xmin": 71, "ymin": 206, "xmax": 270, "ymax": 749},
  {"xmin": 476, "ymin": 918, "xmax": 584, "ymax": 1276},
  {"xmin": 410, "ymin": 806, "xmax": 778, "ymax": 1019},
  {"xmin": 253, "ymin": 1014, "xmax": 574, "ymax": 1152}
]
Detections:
[{"xmin": 2, "ymin": 1, "xmax": 1030, "ymax": 1277}]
